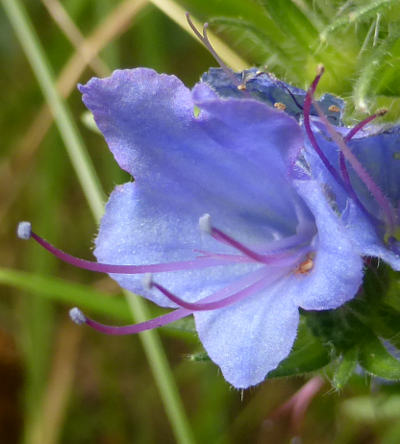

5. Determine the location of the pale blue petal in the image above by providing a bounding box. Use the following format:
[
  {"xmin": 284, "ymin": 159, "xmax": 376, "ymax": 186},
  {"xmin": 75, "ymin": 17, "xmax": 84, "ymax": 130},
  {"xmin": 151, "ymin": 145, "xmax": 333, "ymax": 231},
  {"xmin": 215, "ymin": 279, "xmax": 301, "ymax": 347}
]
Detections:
[
  {"xmin": 194, "ymin": 278, "xmax": 299, "ymax": 388},
  {"xmin": 292, "ymin": 180, "xmax": 364, "ymax": 310},
  {"xmin": 342, "ymin": 202, "xmax": 400, "ymax": 271}
]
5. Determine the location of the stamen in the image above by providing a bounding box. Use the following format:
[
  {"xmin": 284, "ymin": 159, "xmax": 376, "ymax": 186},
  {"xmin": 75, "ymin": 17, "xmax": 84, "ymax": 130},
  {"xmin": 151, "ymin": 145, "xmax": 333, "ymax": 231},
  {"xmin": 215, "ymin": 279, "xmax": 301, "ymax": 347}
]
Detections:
[
  {"xmin": 70, "ymin": 306, "xmax": 191, "ymax": 335},
  {"xmin": 69, "ymin": 307, "xmax": 86, "ymax": 325},
  {"xmin": 336, "ymin": 110, "xmax": 388, "ymax": 228},
  {"xmin": 68, "ymin": 268, "xmax": 285, "ymax": 335},
  {"xmin": 150, "ymin": 272, "xmax": 281, "ymax": 311},
  {"xmin": 344, "ymin": 109, "xmax": 387, "ymax": 142},
  {"xmin": 303, "ymin": 66, "xmax": 346, "ymax": 189},
  {"xmin": 17, "ymin": 221, "xmax": 32, "ymax": 240},
  {"xmin": 340, "ymin": 110, "xmax": 387, "ymax": 187},
  {"xmin": 18, "ymin": 223, "xmax": 238, "ymax": 274},
  {"xmin": 303, "ymin": 70, "xmax": 384, "ymax": 227},
  {"xmin": 314, "ymin": 102, "xmax": 396, "ymax": 234},
  {"xmin": 199, "ymin": 214, "xmax": 295, "ymax": 264}
]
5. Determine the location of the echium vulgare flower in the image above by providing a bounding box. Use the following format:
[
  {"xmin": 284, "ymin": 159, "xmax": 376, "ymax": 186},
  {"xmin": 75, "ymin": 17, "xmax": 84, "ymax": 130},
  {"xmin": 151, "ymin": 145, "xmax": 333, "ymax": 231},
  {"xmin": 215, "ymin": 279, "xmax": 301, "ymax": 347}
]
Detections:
[
  {"xmin": 301, "ymin": 67, "xmax": 400, "ymax": 271},
  {"xmin": 17, "ymin": 64, "xmax": 366, "ymax": 388}
]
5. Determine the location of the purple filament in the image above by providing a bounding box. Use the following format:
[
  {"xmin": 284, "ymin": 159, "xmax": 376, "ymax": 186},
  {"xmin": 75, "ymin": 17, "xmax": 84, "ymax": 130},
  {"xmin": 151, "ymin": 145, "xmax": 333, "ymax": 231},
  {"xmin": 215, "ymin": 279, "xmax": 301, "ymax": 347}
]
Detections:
[
  {"xmin": 336, "ymin": 113, "xmax": 384, "ymax": 227},
  {"xmin": 210, "ymin": 226, "xmax": 293, "ymax": 264},
  {"xmin": 303, "ymin": 67, "xmax": 347, "ymax": 190},
  {"xmin": 314, "ymin": 103, "xmax": 396, "ymax": 234},
  {"xmin": 304, "ymin": 71, "xmax": 384, "ymax": 228},
  {"xmin": 339, "ymin": 113, "xmax": 381, "ymax": 186},
  {"xmin": 151, "ymin": 269, "xmax": 284, "ymax": 311},
  {"xmin": 75, "ymin": 267, "xmax": 288, "ymax": 334},
  {"xmin": 84, "ymin": 307, "xmax": 191, "ymax": 335},
  {"xmin": 30, "ymin": 230, "xmax": 234, "ymax": 274}
]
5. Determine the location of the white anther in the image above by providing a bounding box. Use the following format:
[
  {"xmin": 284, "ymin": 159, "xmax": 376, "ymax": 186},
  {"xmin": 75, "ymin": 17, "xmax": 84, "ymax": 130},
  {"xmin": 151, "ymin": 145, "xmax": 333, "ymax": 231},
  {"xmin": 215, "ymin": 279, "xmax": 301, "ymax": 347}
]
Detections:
[
  {"xmin": 17, "ymin": 221, "xmax": 32, "ymax": 240},
  {"xmin": 69, "ymin": 307, "xmax": 86, "ymax": 325},
  {"xmin": 142, "ymin": 273, "xmax": 153, "ymax": 290},
  {"xmin": 199, "ymin": 213, "xmax": 212, "ymax": 234}
]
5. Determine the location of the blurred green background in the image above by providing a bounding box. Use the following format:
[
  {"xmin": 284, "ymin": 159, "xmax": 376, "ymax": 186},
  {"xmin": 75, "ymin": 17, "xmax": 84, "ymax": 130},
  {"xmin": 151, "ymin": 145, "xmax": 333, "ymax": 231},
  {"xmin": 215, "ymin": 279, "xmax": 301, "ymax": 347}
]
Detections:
[{"xmin": 1, "ymin": 0, "xmax": 400, "ymax": 443}]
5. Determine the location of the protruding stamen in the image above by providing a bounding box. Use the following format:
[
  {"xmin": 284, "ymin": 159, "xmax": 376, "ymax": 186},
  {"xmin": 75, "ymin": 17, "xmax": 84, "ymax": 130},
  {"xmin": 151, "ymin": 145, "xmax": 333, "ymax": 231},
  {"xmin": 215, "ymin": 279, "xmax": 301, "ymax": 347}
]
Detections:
[
  {"xmin": 303, "ymin": 66, "xmax": 346, "ymax": 189},
  {"xmin": 337, "ymin": 110, "xmax": 388, "ymax": 227},
  {"xmin": 199, "ymin": 214, "xmax": 307, "ymax": 265},
  {"xmin": 17, "ymin": 221, "xmax": 32, "ymax": 240},
  {"xmin": 344, "ymin": 109, "xmax": 387, "ymax": 142},
  {"xmin": 69, "ymin": 307, "xmax": 87, "ymax": 325},
  {"xmin": 26, "ymin": 225, "xmax": 237, "ymax": 274},
  {"xmin": 303, "ymin": 70, "xmax": 385, "ymax": 227},
  {"xmin": 314, "ymin": 102, "xmax": 396, "ymax": 234},
  {"xmin": 72, "ymin": 306, "xmax": 191, "ymax": 335},
  {"xmin": 151, "ymin": 270, "xmax": 283, "ymax": 311}
]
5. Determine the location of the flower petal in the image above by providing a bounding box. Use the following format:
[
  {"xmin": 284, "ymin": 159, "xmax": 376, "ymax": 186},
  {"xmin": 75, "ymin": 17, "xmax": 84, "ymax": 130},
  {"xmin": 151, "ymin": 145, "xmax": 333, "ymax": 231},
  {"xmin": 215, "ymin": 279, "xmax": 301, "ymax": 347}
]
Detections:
[
  {"xmin": 292, "ymin": 180, "xmax": 364, "ymax": 310},
  {"xmin": 345, "ymin": 126, "xmax": 400, "ymax": 207},
  {"xmin": 194, "ymin": 277, "xmax": 300, "ymax": 388},
  {"xmin": 342, "ymin": 202, "xmax": 400, "ymax": 270}
]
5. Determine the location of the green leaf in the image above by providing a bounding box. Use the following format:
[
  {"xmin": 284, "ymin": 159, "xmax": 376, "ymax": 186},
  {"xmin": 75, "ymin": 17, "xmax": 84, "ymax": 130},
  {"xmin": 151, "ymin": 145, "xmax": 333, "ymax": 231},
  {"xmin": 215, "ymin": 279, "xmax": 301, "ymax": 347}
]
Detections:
[
  {"xmin": 332, "ymin": 348, "xmax": 358, "ymax": 390},
  {"xmin": 165, "ymin": 316, "xmax": 196, "ymax": 334},
  {"xmin": 267, "ymin": 318, "xmax": 331, "ymax": 378},
  {"xmin": 305, "ymin": 308, "xmax": 364, "ymax": 353},
  {"xmin": 359, "ymin": 335, "xmax": 400, "ymax": 380}
]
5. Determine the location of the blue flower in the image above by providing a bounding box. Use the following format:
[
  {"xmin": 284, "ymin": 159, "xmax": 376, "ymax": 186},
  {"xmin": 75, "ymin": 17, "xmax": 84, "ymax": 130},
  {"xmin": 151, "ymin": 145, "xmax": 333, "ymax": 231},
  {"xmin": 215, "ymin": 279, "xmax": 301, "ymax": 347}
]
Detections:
[
  {"xmin": 300, "ymin": 68, "xmax": 400, "ymax": 271},
  {"xmin": 18, "ymin": 68, "xmax": 364, "ymax": 388}
]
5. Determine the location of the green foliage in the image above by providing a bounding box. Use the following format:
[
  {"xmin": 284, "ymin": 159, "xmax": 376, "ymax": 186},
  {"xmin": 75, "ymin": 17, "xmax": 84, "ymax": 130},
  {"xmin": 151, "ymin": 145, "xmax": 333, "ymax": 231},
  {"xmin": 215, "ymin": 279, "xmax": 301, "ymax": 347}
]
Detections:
[{"xmin": 332, "ymin": 348, "xmax": 358, "ymax": 390}]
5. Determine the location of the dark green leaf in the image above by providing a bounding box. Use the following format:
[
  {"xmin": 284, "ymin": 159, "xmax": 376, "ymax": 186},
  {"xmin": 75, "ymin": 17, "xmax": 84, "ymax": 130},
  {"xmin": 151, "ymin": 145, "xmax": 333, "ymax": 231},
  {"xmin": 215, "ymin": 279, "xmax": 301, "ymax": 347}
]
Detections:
[
  {"xmin": 332, "ymin": 348, "xmax": 358, "ymax": 390},
  {"xmin": 359, "ymin": 335, "xmax": 400, "ymax": 380},
  {"xmin": 267, "ymin": 318, "xmax": 331, "ymax": 378}
]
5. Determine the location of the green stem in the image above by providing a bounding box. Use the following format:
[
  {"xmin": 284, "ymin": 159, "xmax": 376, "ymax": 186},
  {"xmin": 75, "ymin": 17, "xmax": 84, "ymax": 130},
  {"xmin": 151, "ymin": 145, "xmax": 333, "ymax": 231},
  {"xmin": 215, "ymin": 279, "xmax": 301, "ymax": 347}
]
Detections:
[{"xmin": 2, "ymin": 1, "xmax": 195, "ymax": 443}]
